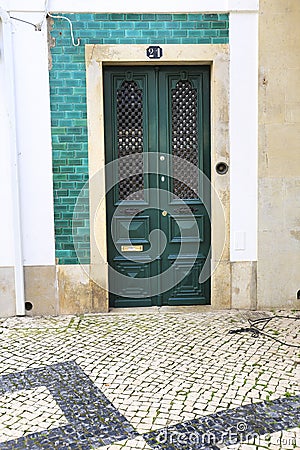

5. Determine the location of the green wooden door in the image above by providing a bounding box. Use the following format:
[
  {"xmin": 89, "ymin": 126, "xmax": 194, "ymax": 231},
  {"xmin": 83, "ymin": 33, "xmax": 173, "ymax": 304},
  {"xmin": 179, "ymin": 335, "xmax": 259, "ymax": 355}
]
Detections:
[{"xmin": 104, "ymin": 66, "xmax": 210, "ymax": 307}]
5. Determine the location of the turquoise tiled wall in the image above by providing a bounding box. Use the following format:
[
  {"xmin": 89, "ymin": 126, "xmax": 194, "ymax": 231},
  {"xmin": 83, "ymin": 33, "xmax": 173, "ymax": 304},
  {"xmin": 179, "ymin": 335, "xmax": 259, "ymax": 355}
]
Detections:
[{"xmin": 50, "ymin": 13, "xmax": 229, "ymax": 264}]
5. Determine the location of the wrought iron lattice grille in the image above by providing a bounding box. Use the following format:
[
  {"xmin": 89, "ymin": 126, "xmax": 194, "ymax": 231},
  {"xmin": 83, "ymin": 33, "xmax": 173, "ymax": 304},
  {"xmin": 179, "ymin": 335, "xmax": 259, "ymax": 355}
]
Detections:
[
  {"xmin": 117, "ymin": 80, "xmax": 144, "ymax": 200},
  {"xmin": 171, "ymin": 80, "xmax": 199, "ymax": 199}
]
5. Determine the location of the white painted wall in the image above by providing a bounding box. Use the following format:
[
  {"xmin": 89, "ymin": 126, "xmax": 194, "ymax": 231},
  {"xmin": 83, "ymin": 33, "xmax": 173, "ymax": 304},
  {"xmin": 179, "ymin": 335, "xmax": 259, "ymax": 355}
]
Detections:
[
  {"xmin": 0, "ymin": 19, "xmax": 14, "ymax": 266},
  {"xmin": 0, "ymin": 9, "xmax": 55, "ymax": 267},
  {"xmin": 7, "ymin": 0, "xmax": 259, "ymax": 13},
  {"xmin": 12, "ymin": 13, "xmax": 55, "ymax": 265},
  {"xmin": 229, "ymin": 12, "xmax": 258, "ymax": 261}
]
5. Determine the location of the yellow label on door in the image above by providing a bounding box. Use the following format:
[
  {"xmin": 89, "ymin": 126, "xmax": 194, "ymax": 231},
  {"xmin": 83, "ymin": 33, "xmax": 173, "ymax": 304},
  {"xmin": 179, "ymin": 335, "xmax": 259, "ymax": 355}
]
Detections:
[{"xmin": 121, "ymin": 245, "xmax": 143, "ymax": 252}]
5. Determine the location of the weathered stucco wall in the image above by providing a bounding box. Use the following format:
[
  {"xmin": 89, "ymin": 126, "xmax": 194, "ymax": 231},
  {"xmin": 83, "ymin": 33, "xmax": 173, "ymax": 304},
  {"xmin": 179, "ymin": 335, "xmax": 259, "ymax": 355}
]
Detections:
[{"xmin": 258, "ymin": 0, "xmax": 300, "ymax": 309}]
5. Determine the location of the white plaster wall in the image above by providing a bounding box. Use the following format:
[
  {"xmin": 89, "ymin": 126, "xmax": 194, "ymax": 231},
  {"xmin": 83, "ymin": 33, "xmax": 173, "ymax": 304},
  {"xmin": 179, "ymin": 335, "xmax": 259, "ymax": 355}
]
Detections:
[
  {"xmin": 9, "ymin": 12, "xmax": 55, "ymax": 266},
  {"xmin": 229, "ymin": 12, "xmax": 258, "ymax": 262},
  {"xmin": 0, "ymin": 19, "xmax": 14, "ymax": 266},
  {"xmin": 7, "ymin": 0, "xmax": 259, "ymax": 13}
]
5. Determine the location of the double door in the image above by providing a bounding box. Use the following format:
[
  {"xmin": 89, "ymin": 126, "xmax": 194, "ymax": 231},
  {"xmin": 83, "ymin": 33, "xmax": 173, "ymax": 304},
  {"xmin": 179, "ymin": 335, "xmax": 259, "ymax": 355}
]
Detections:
[{"xmin": 104, "ymin": 66, "xmax": 211, "ymax": 307}]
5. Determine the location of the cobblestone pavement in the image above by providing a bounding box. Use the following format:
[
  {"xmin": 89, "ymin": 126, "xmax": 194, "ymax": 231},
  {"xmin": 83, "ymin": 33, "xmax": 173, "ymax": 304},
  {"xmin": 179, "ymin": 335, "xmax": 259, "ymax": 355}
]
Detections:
[{"xmin": 0, "ymin": 310, "xmax": 299, "ymax": 449}]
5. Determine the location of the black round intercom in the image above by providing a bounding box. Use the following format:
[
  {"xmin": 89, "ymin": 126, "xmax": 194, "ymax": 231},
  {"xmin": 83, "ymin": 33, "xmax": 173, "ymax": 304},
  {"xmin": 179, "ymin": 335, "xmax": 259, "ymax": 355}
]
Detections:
[{"xmin": 216, "ymin": 162, "xmax": 229, "ymax": 175}]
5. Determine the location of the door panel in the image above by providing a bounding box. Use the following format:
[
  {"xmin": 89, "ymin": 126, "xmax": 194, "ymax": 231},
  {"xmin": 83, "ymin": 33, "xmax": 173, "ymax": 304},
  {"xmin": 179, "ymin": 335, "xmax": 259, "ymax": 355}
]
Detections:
[
  {"xmin": 158, "ymin": 67, "xmax": 210, "ymax": 305},
  {"xmin": 114, "ymin": 216, "xmax": 150, "ymax": 245},
  {"xmin": 104, "ymin": 66, "xmax": 210, "ymax": 307}
]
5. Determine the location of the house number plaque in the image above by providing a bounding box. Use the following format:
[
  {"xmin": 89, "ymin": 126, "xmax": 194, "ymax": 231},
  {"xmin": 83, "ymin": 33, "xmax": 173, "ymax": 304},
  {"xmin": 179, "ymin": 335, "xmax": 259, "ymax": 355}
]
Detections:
[{"xmin": 146, "ymin": 46, "xmax": 163, "ymax": 59}]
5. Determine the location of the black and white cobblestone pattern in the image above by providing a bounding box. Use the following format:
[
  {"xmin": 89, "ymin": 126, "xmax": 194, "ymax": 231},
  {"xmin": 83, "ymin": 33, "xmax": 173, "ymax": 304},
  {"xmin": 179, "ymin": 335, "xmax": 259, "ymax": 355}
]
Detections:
[{"xmin": 0, "ymin": 311, "xmax": 299, "ymax": 449}]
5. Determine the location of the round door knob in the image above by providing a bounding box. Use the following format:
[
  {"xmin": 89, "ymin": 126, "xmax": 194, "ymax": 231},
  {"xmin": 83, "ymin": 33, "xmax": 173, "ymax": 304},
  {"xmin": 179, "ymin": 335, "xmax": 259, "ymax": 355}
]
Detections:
[{"xmin": 162, "ymin": 210, "xmax": 168, "ymax": 217}]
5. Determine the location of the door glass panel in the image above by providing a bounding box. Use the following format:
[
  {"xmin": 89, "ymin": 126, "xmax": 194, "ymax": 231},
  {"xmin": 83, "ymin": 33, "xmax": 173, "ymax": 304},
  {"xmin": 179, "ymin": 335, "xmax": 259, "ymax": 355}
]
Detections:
[
  {"xmin": 171, "ymin": 79, "xmax": 199, "ymax": 199},
  {"xmin": 117, "ymin": 80, "xmax": 144, "ymax": 201}
]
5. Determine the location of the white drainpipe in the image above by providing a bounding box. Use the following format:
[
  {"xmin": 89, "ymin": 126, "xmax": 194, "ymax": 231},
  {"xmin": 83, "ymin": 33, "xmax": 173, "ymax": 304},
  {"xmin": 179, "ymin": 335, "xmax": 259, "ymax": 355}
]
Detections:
[{"xmin": 0, "ymin": 6, "xmax": 25, "ymax": 316}]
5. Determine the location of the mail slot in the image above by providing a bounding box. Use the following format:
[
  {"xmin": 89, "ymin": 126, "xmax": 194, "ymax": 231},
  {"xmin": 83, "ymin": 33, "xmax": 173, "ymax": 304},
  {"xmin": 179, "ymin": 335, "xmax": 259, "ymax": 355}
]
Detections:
[{"xmin": 121, "ymin": 245, "xmax": 143, "ymax": 252}]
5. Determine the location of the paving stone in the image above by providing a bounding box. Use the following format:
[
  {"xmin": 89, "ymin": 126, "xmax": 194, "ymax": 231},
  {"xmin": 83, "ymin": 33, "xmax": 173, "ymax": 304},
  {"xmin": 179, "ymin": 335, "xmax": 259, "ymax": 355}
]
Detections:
[
  {"xmin": 0, "ymin": 311, "xmax": 299, "ymax": 449},
  {"xmin": 0, "ymin": 386, "xmax": 68, "ymax": 443}
]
